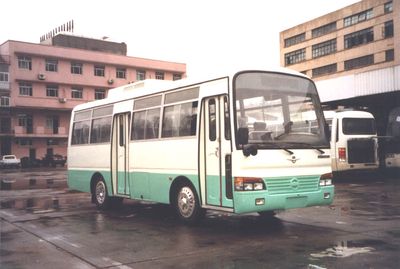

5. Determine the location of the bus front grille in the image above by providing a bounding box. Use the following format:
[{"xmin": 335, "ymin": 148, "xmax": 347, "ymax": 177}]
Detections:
[{"xmin": 265, "ymin": 176, "xmax": 319, "ymax": 195}]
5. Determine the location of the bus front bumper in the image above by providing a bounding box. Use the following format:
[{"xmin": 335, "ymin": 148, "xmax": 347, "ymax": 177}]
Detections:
[{"xmin": 233, "ymin": 185, "xmax": 334, "ymax": 214}]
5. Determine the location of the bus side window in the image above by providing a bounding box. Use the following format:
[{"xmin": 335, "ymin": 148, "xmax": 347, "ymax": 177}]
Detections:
[
  {"xmin": 224, "ymin": 96, "xmax": 231, "ymax": 140},
  {"xmin": 119, "ymin": 115, "xmax": 124, "ymax": 147},
  {"xmin": 209, "ymin": 99, "xmax": 216, "ymax": 141}
]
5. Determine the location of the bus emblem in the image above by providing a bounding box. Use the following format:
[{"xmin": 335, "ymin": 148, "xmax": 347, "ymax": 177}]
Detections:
[
  {"xmin": 290, "ymin": 178, "xmax": 299, "ymax": 189},
  {"xmin": 288, "ymin": 156, "xmax": 300, "ymax": 164}
]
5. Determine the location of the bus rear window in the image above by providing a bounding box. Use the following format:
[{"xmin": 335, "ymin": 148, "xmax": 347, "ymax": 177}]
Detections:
[{"xmin": 342, "ymin": 118, "xmax": 376, "ymax": 135}]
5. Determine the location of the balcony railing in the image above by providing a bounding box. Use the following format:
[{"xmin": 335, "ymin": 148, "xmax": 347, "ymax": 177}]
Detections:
[{"xmin": 14, "ymin": 126, "xmax": 68, "ymax": 137}]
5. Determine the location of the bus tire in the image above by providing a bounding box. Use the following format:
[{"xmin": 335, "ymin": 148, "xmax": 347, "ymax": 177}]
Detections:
[
  {"xmin": 93, "ymin": 178, "xmax": 111, "ymax": 209},
  {"xmin": 174, "ymin": 184, "xmax": 204, "ymax": 224}
]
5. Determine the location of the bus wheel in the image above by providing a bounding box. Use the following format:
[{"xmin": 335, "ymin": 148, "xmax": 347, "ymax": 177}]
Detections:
[
  {"xmin": 94, "ymin": 179, "xmax": 110, "ymax": 209},
  {"xmin": 175, "ymin": 184, "xmax": 204, "ymax": 224}
]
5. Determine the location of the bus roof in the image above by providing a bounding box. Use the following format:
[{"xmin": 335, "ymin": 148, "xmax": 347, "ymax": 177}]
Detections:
[{"xmin": 72, "ymin": 66, "xmax": 307, "ymax": 112}]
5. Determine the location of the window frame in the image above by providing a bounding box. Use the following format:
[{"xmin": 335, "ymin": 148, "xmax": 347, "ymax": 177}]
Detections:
[
  {"xmin": 344, "ymin": 27, "xmax": 374, "ymax": 49},
  {"xmin": 312, "ymin": 63, "xmax": 337, "ymax": 77},
  {"xmin": 46, "ymin": 85, "xmax": 59, "ymax": 97},
  {"xmin": 284, "ymin": 32, "xmax": 306, "ymax": 48},
  {"xmin": 312, "ymin": 22, "xmax": 337, "ymax": 38},
  {"xmin": 155, "ymin": 71, "xmax": 165, "ymax": 80},
  {"xmin": 384, "ymin": 1, "xmax": 393, "ymax": 13},
  {"xmin": 312, "ymin": 39, "xmax": 337, "ymax": 58},
  {"xmin": 71, "ymin": 62, "xmax": 83, "ymax": 74},
  {"xmin": 384, "ymin": 20, "xmax": 394, "ymax": 38},
  {"xmin": 45, "ymin": 59, "xmax": 58, "ymax": 72},
  {"xmin": 343, "ymin": 9, "xmax": 373, "ymax": 27},
  {"xmin": 173, "ymin": 74, "xmax": 182, "ymax": 81},
  {"xmin": 136, "ymin": 70, "xmax": 146, "ymax": 81},
  {"xmin": 284, "ymin": 48, "xmax": 306, "ymax": 66},
  {"xmin": 71, "ymin": 87, "xmax": 83, "ymax": 99},
  {"xmin": 344, "ymin": 54, "xmax": 374, "ymax": 70},
  {"xmin": 19, "ymin": 82, "xmax": 33, "ymax": 96},
  {"xmin": 18, "ymin": 56, "xmax": 32, "ymax": 70},
  {"xmin": 94, "ymin": 65, "xmax": 105, "ymax": 77},
  {"xmin": 95, "ymin": 89, "xmax": 106, "ymax": 100},
  {"xmin": 116, "ymin": 67, "xmax": 126, "ymax": 79}
]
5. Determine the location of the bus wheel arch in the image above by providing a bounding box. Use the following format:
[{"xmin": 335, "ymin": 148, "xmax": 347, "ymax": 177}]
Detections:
[
  {"xmin": 170, "ymin": 176, "xmax": 205, "ymax": 224},
  {"xmin": 90, "ymin": 173, "xmax": 109, "ymax": 209},
  {"xmin": 90, "ymin": 173, "xmax": 123, "ymax": 209}
]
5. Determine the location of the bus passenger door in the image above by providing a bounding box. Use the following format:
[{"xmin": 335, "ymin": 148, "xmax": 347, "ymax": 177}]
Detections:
[
  {"xmin": 202, "ymin": 96, "xmax": 232, "ymax": 207},
  {"xmin": 111, "ymin": 113, "xmax": 130, "ymax": 196}
]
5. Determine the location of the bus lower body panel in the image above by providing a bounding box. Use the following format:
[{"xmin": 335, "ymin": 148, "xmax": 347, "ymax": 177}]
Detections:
[{"xmin": 233, "ymin": 186, "xmax": 334, "ymax": 214}]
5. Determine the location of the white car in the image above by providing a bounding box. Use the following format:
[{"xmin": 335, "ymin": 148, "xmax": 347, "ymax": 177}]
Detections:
[{"xmin": 0, "ymin": 155, "xmax": 21, "ymax": 168}]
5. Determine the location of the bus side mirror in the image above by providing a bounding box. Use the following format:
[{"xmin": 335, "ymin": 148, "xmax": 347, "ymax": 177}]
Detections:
[{"xmin": 237, "ymin": 127, "xmax": 249, "ymax": 146}]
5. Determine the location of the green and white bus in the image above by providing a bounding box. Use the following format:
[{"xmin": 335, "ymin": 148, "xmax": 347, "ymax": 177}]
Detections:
[{"xmin": 68, "ymin": 68, "xmax": 334, "ymax": 223}]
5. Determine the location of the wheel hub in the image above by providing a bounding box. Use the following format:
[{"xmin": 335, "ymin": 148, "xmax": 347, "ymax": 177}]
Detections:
[{"xmin": 178, "ymin": 187, "xmax": 195, "ymax": 218}]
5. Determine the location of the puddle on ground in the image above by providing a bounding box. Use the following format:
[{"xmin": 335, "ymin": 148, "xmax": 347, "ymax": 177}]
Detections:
[
  {"xmin": 0, "ymin": 194, "xmax": 91, "ymax": 213},
  {"xmin": 310, "ymin": 240, "xmax": 375, "ymax": 258},
  {"xmin": 0, "ymin": 178, "xmax": 67, "ymax": 190}
]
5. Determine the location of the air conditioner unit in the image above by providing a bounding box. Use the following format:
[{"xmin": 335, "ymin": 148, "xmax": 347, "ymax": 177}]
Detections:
[
  {"xmin": 59, "ymin": 98, "xmax": 67, "ymax": 103},
  {"xmin": 107, "ymin": 78, "xmax": 114, "ymax": 85},
  {"xmin": 38, "ymin": 74, "xmax": 46, "ymax": 80}
]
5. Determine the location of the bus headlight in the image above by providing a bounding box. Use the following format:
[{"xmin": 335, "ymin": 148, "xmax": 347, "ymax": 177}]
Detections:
[
  {"xmin": 234, "ymin": 177, "xmax": 265, "ymax": 191},
  {"xmin": 319, "ymin": 173, "xmax": 333, "ymax": 186}
]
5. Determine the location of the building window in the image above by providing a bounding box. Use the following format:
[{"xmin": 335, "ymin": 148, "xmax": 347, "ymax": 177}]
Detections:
[
  {"xmin": 384, "ymin": 1, "xmax": 393, "ymax": 13},
  {"xmin": 45, "ymin": 59, "xmax": 58, "ymax": 72},
  {"xmin": 384, "ymin": 21, "xmax": 394, "ymax": 38},
  {"xmin": 95, "ymin": 89, "xmax": 106, "ymax": 100},
  {"xmin": 173, "ymin": 74, "xmax": 182, "ymax": 81},
  {"xmin": 344, "ymin": 9, "xmax": 373, "ymax": 27},
  {"xmin": 344, "ymin": 54, "xmax": 374, "ymax": 70},
  {"xmin": 116, "ymin": 67, "xmax": 126, "ymax": 79},
  {"xmin": 71, "ymin": 62, "xmax": 83, "ymax": 74},
  {"xmin": 155, "ymin": 71, "xmax": 164, "ymax": 80},
  {"xmin": 18, "ymin": 115, "xmax": 27, "ymax": 127},
  {"xmin": 0, "ymin": 96, "xmax": 10, "ymax": 107},
  {"xmin": 71, "ymin": 87, "xmax": 83, "ymax": 99},
  {"xmin": 18, "ymin": 139, "xmax": 33, "ymax": 146},
  {"xmin": 94, "ymin": 65, "xmax": 105, "ymax": 77},
  {"xmin": 46, "ymin": 85, "xmax": 59, "ymax": 97},
  {"xmin": 385, "ymin": 49, "xmax": 394, "ymax": 62},
  {"xmin": 17, "ymin": 114, "xmax": 33, "ymax": 134},
  {"xmin": 344, "ymin": 28, "xmax": 373, "ymax": 49},
  {"xmin": 284, "ymin": 48, "xmax": 306, "ymax": 66},
  {"xmin": 284, "ymin": 33, "xmax": 305, "ymax": 48},
  {"xmin": 46, "ymin": 116, "xmax": 59, "ymax": 134},
  {"xmin": 0, "ymin": 72, "xmax": 8, "ymax": 82},
  {"xmin": 19, "ymin": 82, "xmax": 32, "ymax": 96},
  {"xmin": 312, "ymin": 22, "xmax": 336, "ymax": 38},
  {"xmin": 18, "ymin": 56, "xmax": 32, "ymax": 70},
  {"xmin": 312, "ymin": 63, "xmax": 337, "ymax": 77},
  {"xmin": 136, "ymin": 70, "xmax": 146, "ymax": 81},
  {"xmin": 312, "ymin": 39, "xmax": 337, "ymax": 58}
]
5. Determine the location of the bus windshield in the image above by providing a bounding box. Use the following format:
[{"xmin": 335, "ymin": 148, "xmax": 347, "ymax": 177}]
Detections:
[{"xmin": 234, "ymin": 71, "xmax": 329, "ymax": 149}]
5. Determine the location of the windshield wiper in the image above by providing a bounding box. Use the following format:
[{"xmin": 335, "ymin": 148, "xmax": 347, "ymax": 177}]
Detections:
[
  {"xmin": 286, "ymin": 142, "xmax": 325, "ymax": 154},
  {"xmin": 253, "ymin": 142, "xmax": 294, "ymax": 155}
]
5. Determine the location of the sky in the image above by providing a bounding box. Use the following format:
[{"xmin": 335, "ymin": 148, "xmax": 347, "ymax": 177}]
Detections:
[{"xmin": 1, "ymin": 0, "xmax": 360, "ymax": 76}]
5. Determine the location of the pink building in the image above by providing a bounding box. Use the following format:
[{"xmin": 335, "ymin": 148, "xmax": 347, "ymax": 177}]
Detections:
[{"xmin": 0, "ymin": 35, "xmax": 186, "ymax": 162}]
